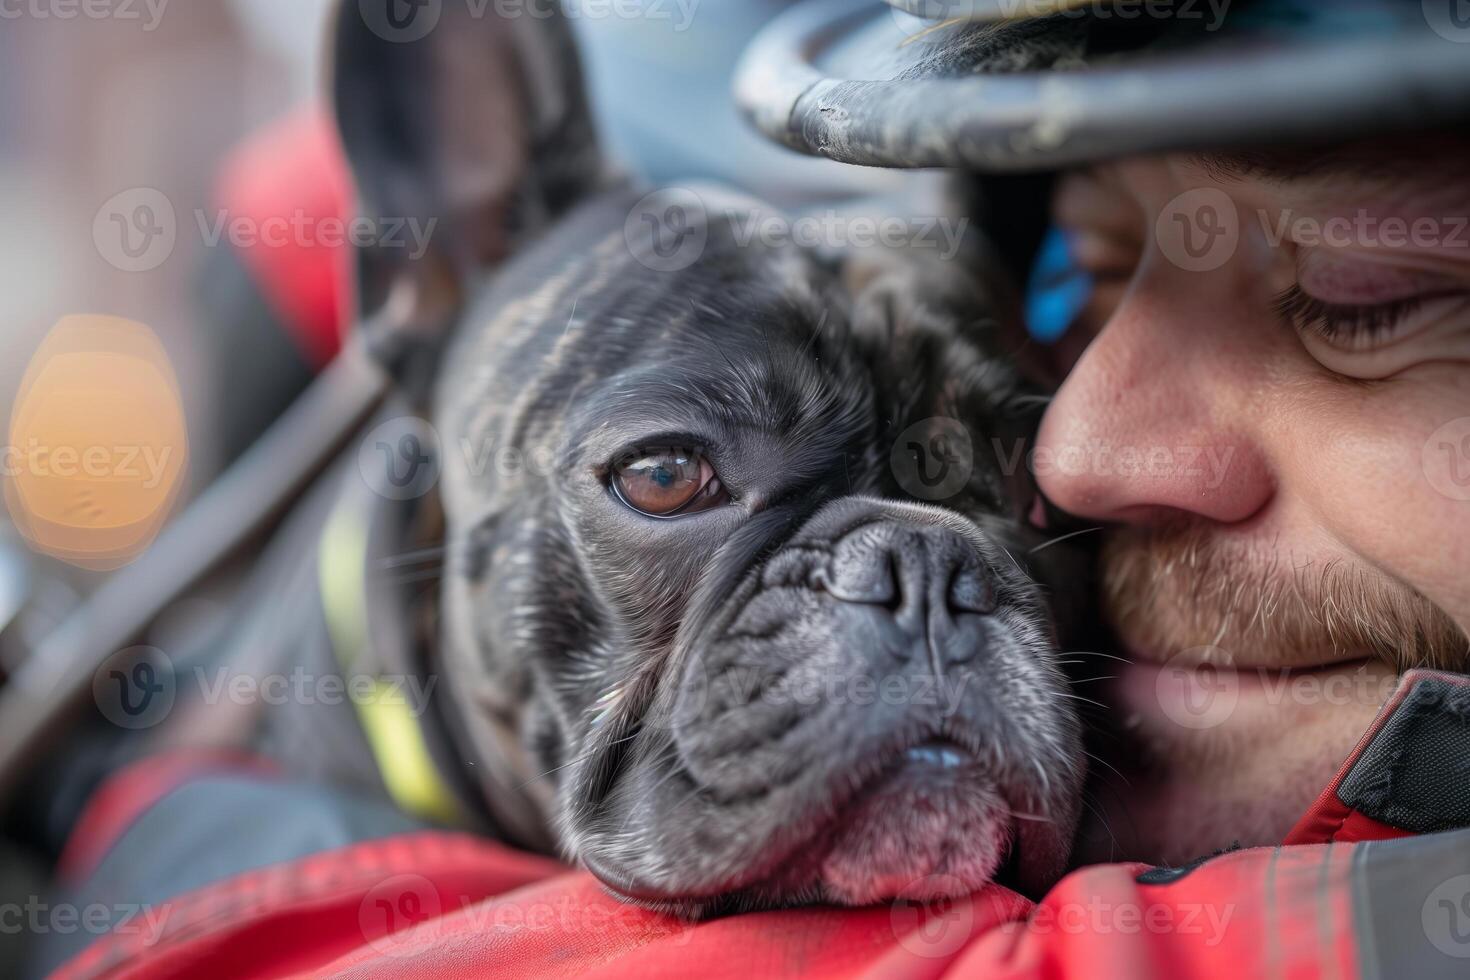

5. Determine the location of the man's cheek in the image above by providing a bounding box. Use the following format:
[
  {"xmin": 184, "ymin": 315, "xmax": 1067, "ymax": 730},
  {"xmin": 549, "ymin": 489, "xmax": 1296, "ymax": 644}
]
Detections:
[
  {"xmin": 1309, "ymin": 400, "xmax": 1470, "ymax": 642},
  {"xmin": 1414, "ymin": 461, "xmax": 1470, "ymax": 635},
  {"xmin": 1400, "ymin": 395, "xmax": 1470, "ymax": 634}
]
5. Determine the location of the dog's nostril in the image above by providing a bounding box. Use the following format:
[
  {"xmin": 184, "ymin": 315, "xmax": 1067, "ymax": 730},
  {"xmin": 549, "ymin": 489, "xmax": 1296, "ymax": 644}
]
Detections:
[
  {"xmin": 813, "ymin": 555, "xmax": 897, "ymax": 606},
  {"xmin": 883, "ymin": 551, "xmax": 903, "ymax": 612},
  {"xmin": 947, "ymin": 564, "xmax": 997, "ymax": 616}
]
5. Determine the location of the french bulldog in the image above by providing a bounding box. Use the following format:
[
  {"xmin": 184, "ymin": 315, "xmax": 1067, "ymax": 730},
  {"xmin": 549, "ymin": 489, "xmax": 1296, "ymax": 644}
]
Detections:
[{"xmin": 332, "ymin": 0, "xmax": 1089, "ymax": 915}]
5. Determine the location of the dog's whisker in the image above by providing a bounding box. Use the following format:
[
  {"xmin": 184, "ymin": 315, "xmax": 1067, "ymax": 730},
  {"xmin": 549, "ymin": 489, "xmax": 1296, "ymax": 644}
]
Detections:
[
  {"xmin": 997, "ymin": 544, "xmax": 1024, "ymax": 575},
  {"xmin": 519, "ymin": 754, "xmax": 594, "ymax": 789},
  {"xmin": 1082, "ymin": 749, "xmax": 1131, "ymax": 787},
  {"xmin": 1030, "ymin": 757, "xmax": 1051, "ymax": 800},
  {"xmin": 519, "ymin": 732, "xmax": 643, "ymax": 790},
  {"xmin": 561, "ymin": 295, "xmax": 580, "ymax": 337},
  {"xmin": 1077, "ymin": 792, "xmax": 1123, "ymax": 858},
  {"xmin": 1064, "ymin": 650, "xmax": 1136, "ymax": 665},
  {"xmin": 1029, "ymin": 526, "xmax": 1104, "ymax": 554},
  {"xmin": 1053, "ymin": 692, "xmax": 1110, "ymax": 711},
  {"xmin": 376, "ymin": 544, "xmax": 448, "ymax": 569}
]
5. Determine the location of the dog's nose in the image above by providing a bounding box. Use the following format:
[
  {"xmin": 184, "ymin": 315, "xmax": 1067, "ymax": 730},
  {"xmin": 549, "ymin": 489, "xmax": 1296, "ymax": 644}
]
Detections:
[{"xmin": 815, "ymin": 523, "xmax": 998, "ymax": 659}]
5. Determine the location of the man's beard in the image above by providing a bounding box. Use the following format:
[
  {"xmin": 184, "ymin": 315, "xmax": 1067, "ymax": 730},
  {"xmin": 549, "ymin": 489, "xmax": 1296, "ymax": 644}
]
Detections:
[
  {"xmin": 1074, "ymin": 522, "xmax": 1469, "ymax": 865},
  {"xmin": 1102, "ymin": 522, "xmax": 1468, "ymax": 675}
]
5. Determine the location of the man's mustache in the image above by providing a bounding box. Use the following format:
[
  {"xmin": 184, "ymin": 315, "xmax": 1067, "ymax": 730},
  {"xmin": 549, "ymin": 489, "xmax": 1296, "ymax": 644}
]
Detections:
[{"xmin": 1102, "ymin": 524, "xmax": 1468, "ymax": 674}]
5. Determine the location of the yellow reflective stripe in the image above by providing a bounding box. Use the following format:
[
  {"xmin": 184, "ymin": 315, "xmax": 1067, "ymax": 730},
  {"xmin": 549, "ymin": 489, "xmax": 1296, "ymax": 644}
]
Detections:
[{"xmin": 319, "ymin": 496, "xmax": 460, "ymax": 825}]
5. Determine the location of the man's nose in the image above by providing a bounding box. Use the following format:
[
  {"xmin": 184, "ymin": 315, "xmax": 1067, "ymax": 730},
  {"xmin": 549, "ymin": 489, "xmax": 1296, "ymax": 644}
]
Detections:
[{"xmin": 1033, "ymin": 288, "xmax": 1274, "ymax": 525}]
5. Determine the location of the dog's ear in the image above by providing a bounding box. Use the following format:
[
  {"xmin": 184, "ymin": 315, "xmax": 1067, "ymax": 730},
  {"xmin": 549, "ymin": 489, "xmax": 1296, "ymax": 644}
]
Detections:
[{"xmin": 331, "ymin": 0, "xmax": 602, "ymax": 363}]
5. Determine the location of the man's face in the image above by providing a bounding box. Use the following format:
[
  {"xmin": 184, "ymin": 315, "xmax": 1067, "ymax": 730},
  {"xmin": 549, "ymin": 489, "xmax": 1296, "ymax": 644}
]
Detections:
[{"xmin": 1037, "ymin": 143, "xmax": 1470, "ymax": 865}]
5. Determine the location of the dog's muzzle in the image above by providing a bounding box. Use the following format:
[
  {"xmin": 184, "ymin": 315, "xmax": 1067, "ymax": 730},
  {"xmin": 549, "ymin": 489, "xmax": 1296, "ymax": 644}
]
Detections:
[{"xmin": 575, "ymin": 498, "xmax": 1082, "ymax": 910}]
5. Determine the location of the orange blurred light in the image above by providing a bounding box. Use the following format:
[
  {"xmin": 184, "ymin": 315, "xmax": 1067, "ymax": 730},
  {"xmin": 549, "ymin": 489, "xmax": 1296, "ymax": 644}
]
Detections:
[{"xmin": 5, "ymin": 315, "xmax": 189, "ymax": 571}]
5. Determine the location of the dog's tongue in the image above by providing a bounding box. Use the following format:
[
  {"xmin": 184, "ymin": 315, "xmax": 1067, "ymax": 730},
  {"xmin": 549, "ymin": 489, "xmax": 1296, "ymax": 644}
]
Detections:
[{"xmin": 817, "ymin": 748, "xmax": 1013, "ymax": 906}]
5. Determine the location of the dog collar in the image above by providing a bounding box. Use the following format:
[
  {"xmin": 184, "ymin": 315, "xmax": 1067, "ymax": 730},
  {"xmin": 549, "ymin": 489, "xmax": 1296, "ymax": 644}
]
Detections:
[{"xmin": 318, "ymin": 488, "xmax": 462, "ymax": 825}]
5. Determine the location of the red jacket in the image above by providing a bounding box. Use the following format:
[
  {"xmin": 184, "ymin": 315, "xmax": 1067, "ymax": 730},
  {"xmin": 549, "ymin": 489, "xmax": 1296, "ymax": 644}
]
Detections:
[{"xmin": 51, "ymin": 669, "xmax": 1470, "ymax": 980}]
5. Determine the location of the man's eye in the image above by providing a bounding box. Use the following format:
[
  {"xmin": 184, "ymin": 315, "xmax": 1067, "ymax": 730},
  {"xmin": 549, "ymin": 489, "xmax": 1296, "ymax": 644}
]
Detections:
[
  {"xmin": 1272, "ymin": 285, "xmax": 1464, "ymax": 353},
  {"xmin": 611, "ymin": 449, "xmax": 725, "ymax": 518}
]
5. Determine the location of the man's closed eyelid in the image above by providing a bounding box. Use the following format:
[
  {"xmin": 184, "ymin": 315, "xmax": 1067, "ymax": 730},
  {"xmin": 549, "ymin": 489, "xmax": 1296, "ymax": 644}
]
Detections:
[{"xmin": 1296, "ymin": 249, "xmax": 1468, "ymax": 305}]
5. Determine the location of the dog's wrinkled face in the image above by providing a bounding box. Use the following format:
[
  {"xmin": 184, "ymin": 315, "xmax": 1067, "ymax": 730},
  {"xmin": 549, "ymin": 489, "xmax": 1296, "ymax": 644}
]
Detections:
[{"xmin": 432, "ymin": 189, "xmax": 1085, "ymax": 913}]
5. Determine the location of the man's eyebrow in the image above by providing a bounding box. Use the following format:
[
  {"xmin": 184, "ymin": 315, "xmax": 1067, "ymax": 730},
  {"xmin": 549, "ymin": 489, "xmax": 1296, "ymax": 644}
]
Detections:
[
  {"xmin": 1191, "ymin": 147, "xmax": 1389, "ymax": 185},
  {"xmin": 1188, "ymin": 134, "xmax": 1467, "ymax": 189}
]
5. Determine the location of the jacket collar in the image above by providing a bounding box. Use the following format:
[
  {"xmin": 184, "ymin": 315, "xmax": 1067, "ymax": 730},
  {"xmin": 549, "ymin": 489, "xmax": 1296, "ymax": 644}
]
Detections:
[{"xmin": 1286, "ymin": 669, "xmax": 1470, "ymax": 846}]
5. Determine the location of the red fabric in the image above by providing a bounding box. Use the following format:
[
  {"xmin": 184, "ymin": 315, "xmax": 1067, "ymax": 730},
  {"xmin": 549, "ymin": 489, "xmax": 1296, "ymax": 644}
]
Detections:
[
  {"xmin": 60, "ymin": 673, "xmax": 1466, "ymax": 979},
  {"xmin": 214, "ymin": 105, "xmax": 356, "ymax": 368},
  {"xmin": 51, "ymin": 833, "xmax": 561, "ymax": 980},
  {"xmin": 57, "ymin": 751, "xmax": 278, "ymax": 885},
  {"xmin": 52, "ymin": 832, "xmax": 1363, "ymax": 980},
  {"xmin": 1287, "ymin": 780, "xmax": 1415, "ymax": 847}
]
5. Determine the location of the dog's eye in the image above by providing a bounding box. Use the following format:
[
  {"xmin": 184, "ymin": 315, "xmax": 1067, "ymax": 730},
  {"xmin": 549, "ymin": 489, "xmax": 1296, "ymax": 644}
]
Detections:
[{"xmin": 611, "ymin": 449, "xmax": 724, "ymax": 518}]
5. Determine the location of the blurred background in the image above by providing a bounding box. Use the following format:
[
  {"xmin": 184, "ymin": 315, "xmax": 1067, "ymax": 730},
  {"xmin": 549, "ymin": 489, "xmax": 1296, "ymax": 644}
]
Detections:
[
  {"xmin": 0, "ymin": 0, "xmax": 897, "ymax": 630},
  {"xmin": 0, "ymin": 0, "xmax": 886, "ymax": 489},
  {"xmin": 0, "ymin": 0, "xmax": 327, "ymax": 480}
]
